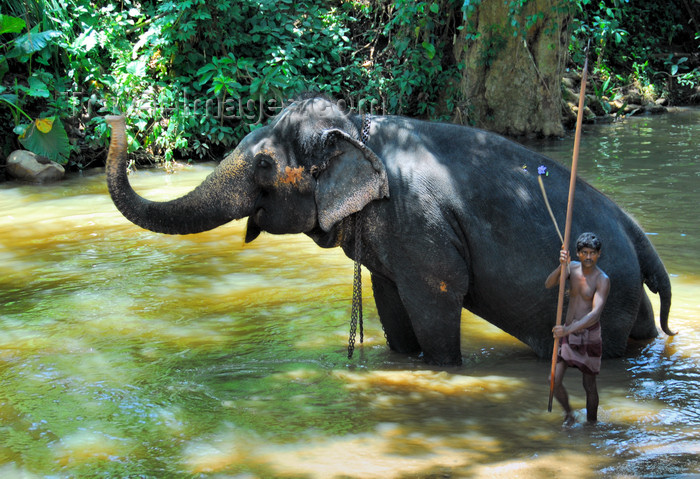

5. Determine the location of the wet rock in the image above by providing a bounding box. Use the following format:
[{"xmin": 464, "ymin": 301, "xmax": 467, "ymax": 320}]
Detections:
[
  {"xmin": 645, "ymin": 103, "xmax": 668, "ymax": 115},
  {"xmin": 624, "ymin": 89, "xmax": 645, "ymax": 105},
  {"xmin": 623, "ymin": 104, "xmax": 644, "ymax": 115},
  {"xmin": 561, "ymin": 100, "xmax": 596, "ymax": 128},
  {"xmin": 563, "ymin": 71, "xmax": 582, "ymax": 84},
  {"xmin": 562, "ymin": 76, "xmax": 577, "ymax": 90},
  {"xmin": 6, "ymin": 150, "xmax": 65, "ymax": 183},
  {"xmin": 583, "ymin": 105, "xmax": 597, "ymax": 121},
  {"xmin": 586, "ymin": 94, "xmax": 608, "ymax": 116},
  {"xmin": 562, "ymin": 101, "xmax": 578, "ymax": 127},
  {"xmin": 609, "ymin": 99, "xmax": 625, "ymax": 113},
  {"xmin": 560, "ymin": 73, "xmax": 678, "ymax": 128},
  {"xmin": 562, "ymin": 86, "xmax": 578, "ymax": 103}
]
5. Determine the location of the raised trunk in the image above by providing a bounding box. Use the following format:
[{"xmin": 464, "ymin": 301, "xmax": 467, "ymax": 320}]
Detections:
[{"xmin": 105, "ymin": 116, "xmax": 249, "ymax": 235}]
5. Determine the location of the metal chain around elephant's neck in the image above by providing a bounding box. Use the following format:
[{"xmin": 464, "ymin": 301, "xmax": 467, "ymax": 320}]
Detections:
[
  {"xmin": 360, "ymin": 113, "xmax": 371, "ymax": 145},
  {"xmin": 348, "ymin": 212, "xmax": 363, "ymax": 359},
  {"xmin": 348, "ymin": 114, "xmax": 371, "ymax": 359}
]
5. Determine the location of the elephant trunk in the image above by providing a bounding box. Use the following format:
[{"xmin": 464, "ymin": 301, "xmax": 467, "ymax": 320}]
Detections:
[{"xmin": 105, "ymin": 115, "xmax": 253, "ymax": 235}]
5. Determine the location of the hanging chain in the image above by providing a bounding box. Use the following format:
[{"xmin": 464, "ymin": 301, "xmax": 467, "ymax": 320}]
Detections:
[
  {"xmin": 347, "ymin": 114, "xmax": 371, "ymax": 360},
  {"xmin": 348, "ymin": 212, "xmax": 363, "ymax": 359},
  {"xmin": 360, "ymin": 113, "xmax": 371, "ymax": 145}
]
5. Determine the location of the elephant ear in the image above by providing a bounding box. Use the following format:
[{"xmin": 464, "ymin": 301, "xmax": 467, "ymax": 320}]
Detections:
[{"xmin": 315, "ymin": 129, "xmax": 389, "ymax": 232}]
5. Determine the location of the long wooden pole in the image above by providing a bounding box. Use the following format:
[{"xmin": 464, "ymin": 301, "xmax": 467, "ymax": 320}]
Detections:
[{"xmin": 548, "ymin": 50, "xmax": 590, "ymax": 412}]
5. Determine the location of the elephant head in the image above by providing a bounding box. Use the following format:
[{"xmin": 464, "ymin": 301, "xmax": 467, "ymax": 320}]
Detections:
[{"xmin": 105, "ymin": 97, "xmax": 389, "ymax": 240}]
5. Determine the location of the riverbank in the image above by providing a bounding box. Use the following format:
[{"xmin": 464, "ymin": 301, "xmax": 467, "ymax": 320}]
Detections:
[
  {"xmin": 1, "ymin": 92, "xmax": 699, "ymax": 184},
  {"xmin": 561, "ymin": 70, "xmax": 700, "ymax": 128}
]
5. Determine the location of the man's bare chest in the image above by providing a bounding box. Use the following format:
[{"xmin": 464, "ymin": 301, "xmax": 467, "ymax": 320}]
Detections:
[{"xmin": 570, "ymin": 273, "xmax": 597, "ymax": 302}]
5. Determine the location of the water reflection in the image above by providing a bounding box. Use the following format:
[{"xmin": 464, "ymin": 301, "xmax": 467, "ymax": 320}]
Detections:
[
  {"xmin": 1, "ymin": 109, "xmax": 699, "ymax": 478},
  {"xmin": 524, "ymin": 108, "xmax": 700, "ymax": 275}
]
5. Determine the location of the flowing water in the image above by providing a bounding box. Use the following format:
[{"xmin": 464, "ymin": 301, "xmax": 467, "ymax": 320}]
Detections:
[{"xmin": 1, "ymin": 108, "xmax": 698, "ymax": 478}]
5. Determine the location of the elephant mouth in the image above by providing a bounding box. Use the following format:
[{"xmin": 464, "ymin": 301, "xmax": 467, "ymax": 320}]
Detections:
[
  {"xmin": 250, "ymin": 193, "xmax": 267, "ymax": 225},
  {"xmin": 245, "ymin": 213, "xmax": 263, "ymax": 243},
  {"xmin": 245, "ymin": 194, "xmax": 266, "ymax": 243},
  {"xmin": 252, "ymin": 206, "xmax": 265, "ymax": 224}
]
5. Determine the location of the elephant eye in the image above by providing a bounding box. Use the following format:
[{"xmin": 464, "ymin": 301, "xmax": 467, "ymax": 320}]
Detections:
[{"xmin": 255, "ymin": 155, "xmax": 273, "ymax": 170}]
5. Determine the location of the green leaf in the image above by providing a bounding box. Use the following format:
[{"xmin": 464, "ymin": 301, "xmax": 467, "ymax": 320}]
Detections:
[
  {"xmin": 126, "ymin": 60, "xmax": 147, "ymax": 77},
  {"xmin": 422, "ymin": 41, "xmax": 436, "ymax": 60},
  {"xmin": 19, "ymin": 117, "xmax": 71, "ymax": 163},
  {"xmin": 196, "ymin": 63, "xmax": 217, "ymax": 86},
  {"xmin": 196, "ymin": 63, "xmax": 217, "ymax": 75},
  {"xmin": 8, "ymin": 30, "xmax": 63, "ymax": 57},
  {"xmin": 14, "ymin": 124, "xmax": 28, "ymax": 136},
  {"xmin": 1, "ymin": 92, "xmax": 18, "ymax": 105},
  {"xmin": 430, "ymin": 3, "xmax": 439, "ymax": 14},
  {"xmin": 27, "ymin": 77, "xmax": 50, "ymax": 98},
  {"xmin": 73, "ymin": 27, "xmax": 99, "ymax": 53},
  {"xmin": 0, "ymin": 14, "xmax": 25, "ymax": 34},
  {"xmin": 132, "ymin": 26, "xmax": 158, "ymax": 56}
]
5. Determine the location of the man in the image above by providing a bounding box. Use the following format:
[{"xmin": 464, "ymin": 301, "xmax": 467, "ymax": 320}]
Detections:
[{"xmin": 546, "ymin": 232, "xmax": 610, "ymax": 426}]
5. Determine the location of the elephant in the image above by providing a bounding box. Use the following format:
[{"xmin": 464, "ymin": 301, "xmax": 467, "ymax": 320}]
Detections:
[{"xmin": 104, "ymin": 95, "xmax": 673, "ymax": 366}]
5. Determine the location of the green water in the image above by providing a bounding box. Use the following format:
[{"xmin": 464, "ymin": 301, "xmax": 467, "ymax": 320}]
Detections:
[{"xmin": 1, "ymin": 109, "xmax": 698, "ymax": 478}]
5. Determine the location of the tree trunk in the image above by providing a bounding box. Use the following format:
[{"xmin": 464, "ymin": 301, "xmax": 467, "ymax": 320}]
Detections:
[{"xmin": 453, "ymin": 0, "xmax": 572, "ymax": 137}]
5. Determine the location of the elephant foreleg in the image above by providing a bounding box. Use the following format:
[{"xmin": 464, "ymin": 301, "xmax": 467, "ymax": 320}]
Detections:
[
  {"xmin": 370, "ymin": 273, "xmax": 421, "ymax": 354},
  {"xmin": 394, "ymin": 277, "xmax": 465, "ymax": 366}
]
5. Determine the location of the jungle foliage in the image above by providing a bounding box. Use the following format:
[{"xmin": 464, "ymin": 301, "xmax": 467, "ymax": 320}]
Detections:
[{"xmin": 0, "ymin": 0, "xmax": 698, "ymax": 168}]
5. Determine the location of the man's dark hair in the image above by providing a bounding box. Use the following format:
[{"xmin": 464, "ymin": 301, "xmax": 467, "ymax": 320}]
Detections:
[{"xmin": 576, "ymin": 232, "xmax": 602, "ymax": 252}]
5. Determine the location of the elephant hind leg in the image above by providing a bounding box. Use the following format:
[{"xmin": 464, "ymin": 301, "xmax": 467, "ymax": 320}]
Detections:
[
  {"xmin": 629, "ymin": 290, "xmax": 660, "ymax": 340},
  {"xmin": 371, "ymin": 273, "xmax": 421, "ymax": 354}
]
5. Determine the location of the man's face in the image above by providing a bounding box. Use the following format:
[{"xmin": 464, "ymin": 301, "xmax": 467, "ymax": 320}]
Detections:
[{"xmin": 577, "ymin": 247, "xmax": 600, "ymax": 268}]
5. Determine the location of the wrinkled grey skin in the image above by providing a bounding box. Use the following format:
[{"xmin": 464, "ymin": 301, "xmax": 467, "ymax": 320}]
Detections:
[{"xmin": 105, "ymin": 96, "xmax": 673, "ymax": 366}]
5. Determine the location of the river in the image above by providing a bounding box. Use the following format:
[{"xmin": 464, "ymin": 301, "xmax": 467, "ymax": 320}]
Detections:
[{"xmin": 1, "ymin": 108, "xmax": 698, "ymax": 478}]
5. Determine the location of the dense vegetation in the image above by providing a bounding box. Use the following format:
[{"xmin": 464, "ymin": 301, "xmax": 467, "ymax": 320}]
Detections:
[{"xmin": 1, "ymin": 0, "xmax": 698, "ymax": 170}]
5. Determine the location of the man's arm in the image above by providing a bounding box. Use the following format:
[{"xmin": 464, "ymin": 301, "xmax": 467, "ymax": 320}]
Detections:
[
  {"xmin": 555, "ymin": 273, "xmax": 610, "ymax": 336},
  {"xmin": 545, "ymin": 249, "xmax": 570, "ymax": 289}
]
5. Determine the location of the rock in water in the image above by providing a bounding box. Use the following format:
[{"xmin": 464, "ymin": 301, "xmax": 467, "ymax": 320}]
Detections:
[{"xmin": 7, "ymin": 150, "xmax": 65, "ymax": 183}]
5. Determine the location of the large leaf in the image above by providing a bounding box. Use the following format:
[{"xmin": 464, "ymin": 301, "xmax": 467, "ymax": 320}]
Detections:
[
  {"xmin": 1, "ymin": 92, "xmax": 19, "ymax": 105},
  {"xmin": 72, "ymin": 26, "xmax": 99, "ymax": 53},
  {"xmin": 27, "ymin": 77, "xmax": 50, "ymax": 98},
  {"xmin": 18, "ymin": 117, "xmax": 71, "ymax": 163},
  {"xmin": 132, "ymin": 25, "xmax": 159, "ymax": 57},
  {"xmin": 0, "ymin": 14, "xmax": 25, "ymax": 35},
  {"xmin": 126, "ymin": 59, "xmax": 147, "ymax": 77},
  {"xmin": 36, "ymin": 117, "xmax": 54, "ymax": 133},
  {"xmin": 7, "ymin": 30, "xmax": 63, "ymax": 58}
]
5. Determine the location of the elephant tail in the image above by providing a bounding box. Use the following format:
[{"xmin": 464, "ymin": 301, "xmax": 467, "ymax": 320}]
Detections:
[{"xmin": 634, "ymin": 227, "xmax": 675, "ymax": 336}]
